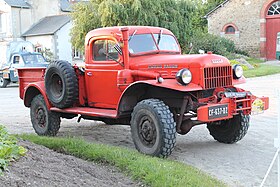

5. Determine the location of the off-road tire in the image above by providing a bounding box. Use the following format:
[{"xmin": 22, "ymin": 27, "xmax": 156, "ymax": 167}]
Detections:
[
  {"xmin": 207, "ymin": 112, "xmax": 250, "ymax": 144},
  {"xmin": 0, "ymin": 75, "xmax": 10, "ymax": 88},
  {"xmin": 45, "ymin": 60, "xmax": 78, "ymax": 108},
  {"xmin": 30, "ymin": 94, "xmax": 61, "ymax": 136},
  {"xmin": 130, "ymin": 99, "xmax": 176, "ymax": 158}
]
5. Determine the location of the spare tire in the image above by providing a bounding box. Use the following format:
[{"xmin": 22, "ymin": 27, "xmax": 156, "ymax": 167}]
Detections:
[{"xmin": 45, "ymin": 60, "xmax": 78, "ymax": 108}]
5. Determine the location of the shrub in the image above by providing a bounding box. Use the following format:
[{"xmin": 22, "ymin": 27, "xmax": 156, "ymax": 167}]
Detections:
[
  {"xmin": 188, "ymin": 32, "xmax": 234, "ymax": 55},
  {"xmin": 229, "ymin": 60, "xmax": 249, "ymax": 71},
  {"xmin": 0, "ymin": 125, "xmax": 26, "ymax": 174},
  {"xmin": 188, "ymin": 32, "xmax": 249, "ymax": 58}
]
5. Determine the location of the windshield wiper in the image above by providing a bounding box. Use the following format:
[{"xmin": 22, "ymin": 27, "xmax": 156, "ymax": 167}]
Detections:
[
  {"xmin": 157, "ymin": 30, "xmax": 163, "ymax": 45},
  {"xmin": 99, "ymin": 48, "xmax": 124, "ymax": 67},
  {"xmin": 128, "ymin": 30, "xmax": 137, "ymax": 42}
]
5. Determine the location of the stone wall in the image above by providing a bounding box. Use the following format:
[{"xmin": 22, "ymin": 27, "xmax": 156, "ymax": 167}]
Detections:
[{"xmin": 207, "ymin": 0, "xmax": 267, "ymax": 58}]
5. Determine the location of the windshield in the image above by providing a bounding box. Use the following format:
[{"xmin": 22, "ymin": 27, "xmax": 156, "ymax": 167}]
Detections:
[
  {"xmin": 22, "ymin": 54, "xmax": 46, "ymax": 64},
  {"xmin": 128, "ymin": 34, "xmax": 179, "ymax": 54}
]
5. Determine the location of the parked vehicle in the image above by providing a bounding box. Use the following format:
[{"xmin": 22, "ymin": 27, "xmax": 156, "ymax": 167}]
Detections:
[
  {"xmin": 18, "ymin": 26, "xmax": 269, "ymax": 157},
  {"xmin": 0, "ymin": 41, "xmax": 48, "ymax": 88}
]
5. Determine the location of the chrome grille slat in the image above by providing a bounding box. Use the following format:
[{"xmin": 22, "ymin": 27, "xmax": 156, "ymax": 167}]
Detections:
[{"xmin": 204, "ymin": 66, "xmax": 232, "ymax": 89}]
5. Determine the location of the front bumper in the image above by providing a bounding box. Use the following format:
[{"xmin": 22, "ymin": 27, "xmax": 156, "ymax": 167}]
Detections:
[{"xmin": 197, "ymin": 92, "xmax": 269, "ymax": 122}]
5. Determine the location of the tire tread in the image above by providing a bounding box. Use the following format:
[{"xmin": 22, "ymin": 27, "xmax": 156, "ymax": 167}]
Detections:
[{"xmin": 131, "ymin": 99, "xmax": 176, "ymax": 158}]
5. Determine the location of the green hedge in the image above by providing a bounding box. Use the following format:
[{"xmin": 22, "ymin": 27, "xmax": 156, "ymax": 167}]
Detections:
[{"xmin": 189, "ymin": 32, "xmax": 249, "ymax": 57}]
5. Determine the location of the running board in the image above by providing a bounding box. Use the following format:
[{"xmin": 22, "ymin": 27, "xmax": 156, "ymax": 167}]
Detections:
[{"xmin": 50, "ymin": 107, "xmax": 117, "ymax": 118}]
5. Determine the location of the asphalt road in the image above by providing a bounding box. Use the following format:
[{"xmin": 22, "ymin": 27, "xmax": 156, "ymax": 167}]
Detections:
[{"xmin": 0, "ymin": 74, "xmax": 280, "ymax": 187}]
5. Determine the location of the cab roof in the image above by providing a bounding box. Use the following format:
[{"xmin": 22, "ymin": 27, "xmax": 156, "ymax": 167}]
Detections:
[{"xmin": 85, "ymin": 26, "xmax": 175, "ymax": 43}]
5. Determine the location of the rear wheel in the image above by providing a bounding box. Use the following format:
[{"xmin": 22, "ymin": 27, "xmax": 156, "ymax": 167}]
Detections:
[
  {"xmin": 131, "ymin": 99, "xmax": 176, "ymax": 158},
  {"xmin": 30, "ymin": 94, "xmax": 61, "ymax": 136},
  {"xmin": 0, "ymin": 76, "xmax": 10, "ymax": 88},
  {"xmin": 207, "ymin": 112, "xmax": 250, "ymax": 144}
]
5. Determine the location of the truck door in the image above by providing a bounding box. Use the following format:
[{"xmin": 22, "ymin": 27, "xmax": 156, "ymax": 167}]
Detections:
[
  {"xmin": 85, "ymin": 38, "xmax": 123, "ymax": 109},
  {"xmin": 9, "ymin": 55, "xmax": 24, "ymax": 81}
]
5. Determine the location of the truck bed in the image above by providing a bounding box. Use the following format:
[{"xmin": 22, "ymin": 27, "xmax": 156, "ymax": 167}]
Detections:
[{"xmin": 17, "ymin": 67, "xmax": 46, "ymax": 99}]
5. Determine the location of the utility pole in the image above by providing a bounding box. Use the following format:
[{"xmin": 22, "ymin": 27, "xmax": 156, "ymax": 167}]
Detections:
[{"xmin": 261, "ymin": 90, "xmax": 280, "ymax": 187}]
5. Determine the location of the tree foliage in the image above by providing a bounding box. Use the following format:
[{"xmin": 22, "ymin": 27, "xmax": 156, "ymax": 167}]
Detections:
[
  {"xmin": 70, "ymin": 0, "xmax": 242, "ymax": 56},
  {"xmin": 71, "ymin": 0, "xmax": 195, "ymax": 52}
]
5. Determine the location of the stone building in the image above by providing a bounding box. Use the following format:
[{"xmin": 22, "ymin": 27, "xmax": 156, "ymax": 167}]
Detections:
[{"xmin": 205, "ymin": 0, "xmax": 280, "ymax": 60}]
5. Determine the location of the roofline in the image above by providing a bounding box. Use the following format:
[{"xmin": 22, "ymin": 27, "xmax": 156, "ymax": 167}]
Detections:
[
  {"xmin": 22, "ymin": 33, "xmax": 55, "ymax": 37},
  {"xmin": 61, "ymin": 8, "xmax": 71, "ymax": 12},
  {"xmin": 9, "ymin": 5, "xmax": 30, "ymax": 8},
  {"xmin": 204, "ymin": 0, "xmax": 230, "ymax": 19},
  {"xmin": 21, "ymin": 16, "xmax": 71, "ymax": 37}
]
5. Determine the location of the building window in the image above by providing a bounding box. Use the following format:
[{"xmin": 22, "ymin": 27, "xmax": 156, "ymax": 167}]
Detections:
[
  {"xmin": 268, "ymin": 1, "xmax": 280, "ymax": 15},
  {"xmin": 225, "ymin": 26, "xmax": 235, "ymax": 34},
  {"xmin": 35, "ymin": 47, "xmax": 42, "ymax": 53},
  {"xmin": 73, "ymin": 48, "xmax": 81, "ymax": 59}
]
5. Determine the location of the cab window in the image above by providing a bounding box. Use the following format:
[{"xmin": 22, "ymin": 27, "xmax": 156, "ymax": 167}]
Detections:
[
  {"xmin": 92, "ymin": 40, "xmax": 119, "ymax": 61},
  {"xmin": 13, "ymin": 56, "xmax": 20, "ymax": 64}
]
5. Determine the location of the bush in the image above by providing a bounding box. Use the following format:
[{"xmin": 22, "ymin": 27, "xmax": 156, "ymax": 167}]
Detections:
[
  {"xmin": 188, "ymin": 32, "xmax": 249, "ymax": 57},
  {"xmin": 229, "ymin": 60, "xmax": 249, "ymax": 71},
  {"xmin": 0, "ymin": 125, "xmax": 26, "ymax": 174},
  {"xmin": 188, "ymin": 32, "xmax": 234, "ymax": 55}
]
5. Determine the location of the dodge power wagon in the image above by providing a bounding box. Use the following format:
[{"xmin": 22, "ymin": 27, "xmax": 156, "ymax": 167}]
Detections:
[{"xmin": 18, "ymin": 26, "xmax": 269, "ymax": 157}]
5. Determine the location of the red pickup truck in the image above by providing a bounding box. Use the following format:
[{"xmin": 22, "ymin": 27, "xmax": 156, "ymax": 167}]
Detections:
[{"xmin": 18, "ymin": 26, "xmax": 269, "ymax": 158}]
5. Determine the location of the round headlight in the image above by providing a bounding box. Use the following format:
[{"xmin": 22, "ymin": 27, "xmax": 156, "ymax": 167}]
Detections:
[
  {"xmin": 176, "ymin": 69, "xmax": 192, "ymax": 85},
  {"xmin": 233, "ymin": 64, "xmax": 243, "ymax": 79}
]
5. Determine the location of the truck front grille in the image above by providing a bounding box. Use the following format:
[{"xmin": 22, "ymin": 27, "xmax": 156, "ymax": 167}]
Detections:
[{"xmin": 204, "ymin": 66, "xmax": 232, "ymax": 89}]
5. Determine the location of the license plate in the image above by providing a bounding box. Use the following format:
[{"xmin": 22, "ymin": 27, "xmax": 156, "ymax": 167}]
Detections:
[{"xmin": 208, "ymin": 104, "xmax": 228, "ymax": 120}]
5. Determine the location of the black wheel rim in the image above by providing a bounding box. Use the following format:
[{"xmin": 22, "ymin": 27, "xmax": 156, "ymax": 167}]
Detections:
[
  {"xmin": 35, "ymin": 107, "xmax": 47, "ymax": 128},
  {"xmin": 138, "ymin": 115, "xmax": 157, "ymax": 147},
  {"xmin": 50, "ymin": 74, "xmax": 63, "ymax": 98}
]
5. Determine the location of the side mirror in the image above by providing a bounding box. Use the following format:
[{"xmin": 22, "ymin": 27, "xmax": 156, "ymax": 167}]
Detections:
[
  {"xmin": 189, "ymin": 43, "xmax": 193, "ymax": 49},
  {"xmin": 188, "ymin": 43, "xmax": 193, "ymax": 54}
]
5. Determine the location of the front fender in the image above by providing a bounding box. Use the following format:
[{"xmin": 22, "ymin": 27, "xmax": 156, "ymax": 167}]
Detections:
[
  {"xmin": 126, "ymin": 79, "xmax": 203, "ymax": 93},
  {"xmin": 23, "ymin": 81, "xmax": 51, "ymax": 109},
  {"xmin": 117, "ymin": 80, "xmax": 202, "ymax": 116}
]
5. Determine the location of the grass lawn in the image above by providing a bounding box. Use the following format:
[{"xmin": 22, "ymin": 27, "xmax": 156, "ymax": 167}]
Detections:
[
  {"xmin": 19, "ymin": 134, "xmax": 226, "ymax": 187},
  {"xmin": 244, "ymin": 64, "xmax": 280, "ymax": 78},
  {"xmin": 237, "ymin": 57, "xmax": 280, "ymax": 78}
]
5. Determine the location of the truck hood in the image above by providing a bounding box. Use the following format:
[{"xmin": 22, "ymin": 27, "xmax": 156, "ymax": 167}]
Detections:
[{"xmin": 129, "ymin": 53, "xmax": 231, "ymax": 70}]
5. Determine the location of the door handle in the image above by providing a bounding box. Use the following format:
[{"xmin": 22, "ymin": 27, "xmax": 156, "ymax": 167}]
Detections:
[{"xmin": 87, "ymin": 72, "xmax": 92, "ymax": 76}]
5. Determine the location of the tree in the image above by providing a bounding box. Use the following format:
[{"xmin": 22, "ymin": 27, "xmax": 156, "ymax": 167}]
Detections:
[{"xmin": 70, "ymin": 0, "xmax": 196, "ymax": 52}]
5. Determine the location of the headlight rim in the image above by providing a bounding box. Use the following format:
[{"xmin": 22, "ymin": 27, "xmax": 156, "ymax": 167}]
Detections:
[
  {"xmin": 176, "ymin": 68, "xmax": 192, "ymax": 85},
  {"xmin": 233, "ymin": 64, "xmax": 243, "ymax": 79}
]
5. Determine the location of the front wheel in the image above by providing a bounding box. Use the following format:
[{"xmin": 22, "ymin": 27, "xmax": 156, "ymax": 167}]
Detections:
[
  {"xmin": 30, "ymin": 94, "xmax": 61, "ymax": 136},
  {"xmin": 207, "ymin": 112, "xmax": 250, "ymax": 144},
  {"xmin": 0, "ymin": 76, "xmax": 10, "ymax": 88},
  {"xmin": 131, "ymin": 99, "xmax": 176, "ymax": 158}
]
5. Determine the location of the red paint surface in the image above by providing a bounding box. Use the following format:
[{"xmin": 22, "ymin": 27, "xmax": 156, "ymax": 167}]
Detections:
[{"xmin": 18, "ymin": 26, "xmax": 269, "ymax": 123}]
